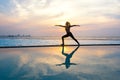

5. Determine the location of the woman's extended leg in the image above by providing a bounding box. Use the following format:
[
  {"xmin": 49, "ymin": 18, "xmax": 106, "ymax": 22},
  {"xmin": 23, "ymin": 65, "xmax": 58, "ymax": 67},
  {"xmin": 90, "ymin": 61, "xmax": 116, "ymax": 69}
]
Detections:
[
  {"xmin": 61, "ymin": 34, "xmax": 69, "ymax": 45},
  {"xmin": 70, "ymin": 33, "xmax": 80, "ymax": 45}
]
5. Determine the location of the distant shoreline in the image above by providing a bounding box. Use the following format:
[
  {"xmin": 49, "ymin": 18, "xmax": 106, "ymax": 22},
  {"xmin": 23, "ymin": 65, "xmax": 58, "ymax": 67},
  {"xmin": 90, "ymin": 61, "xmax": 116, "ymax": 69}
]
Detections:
[{"xmin": 0, "ymin": 36, "xmax": 120, "ymax": 40}]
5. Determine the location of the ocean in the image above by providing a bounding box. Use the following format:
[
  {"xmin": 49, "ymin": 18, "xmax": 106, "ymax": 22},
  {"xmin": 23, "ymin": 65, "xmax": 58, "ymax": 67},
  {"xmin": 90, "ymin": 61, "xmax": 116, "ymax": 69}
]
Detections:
[{"xmin": 0, "ymin": 36, "xmax": 120, "ymax": 47}]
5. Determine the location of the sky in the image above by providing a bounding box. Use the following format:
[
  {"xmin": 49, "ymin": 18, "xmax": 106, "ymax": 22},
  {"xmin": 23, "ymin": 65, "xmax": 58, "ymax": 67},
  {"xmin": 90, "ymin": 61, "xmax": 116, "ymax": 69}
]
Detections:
[{"xmin": 0, "ymin": 0, "xmax": 120, "ymax": 36}]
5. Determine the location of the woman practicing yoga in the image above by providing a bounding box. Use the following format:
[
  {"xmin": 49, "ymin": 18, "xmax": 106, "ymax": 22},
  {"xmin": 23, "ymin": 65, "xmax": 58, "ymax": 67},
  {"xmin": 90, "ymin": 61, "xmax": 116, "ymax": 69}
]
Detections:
[{"xmin": 55, "ymin": 21, "xmax": 80, "ymax": 45}]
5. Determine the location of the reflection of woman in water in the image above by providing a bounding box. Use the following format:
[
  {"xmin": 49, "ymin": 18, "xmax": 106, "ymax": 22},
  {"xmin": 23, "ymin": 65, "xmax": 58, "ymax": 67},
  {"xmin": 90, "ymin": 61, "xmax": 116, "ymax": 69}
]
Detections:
[
  {"xmin": 56, "ymin": 45, "xmax": 79, "ymax": 69},
  {"xmin": 55, "ymin": 21, "xmax": 80, "ymax": 45}
]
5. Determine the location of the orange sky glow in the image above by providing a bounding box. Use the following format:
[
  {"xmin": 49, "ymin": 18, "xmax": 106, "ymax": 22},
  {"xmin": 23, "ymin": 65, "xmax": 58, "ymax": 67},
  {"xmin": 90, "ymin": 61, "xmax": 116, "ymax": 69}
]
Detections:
[{"xmin": 0, "ymin": 0, "xmax": 120, "ymax": 36}]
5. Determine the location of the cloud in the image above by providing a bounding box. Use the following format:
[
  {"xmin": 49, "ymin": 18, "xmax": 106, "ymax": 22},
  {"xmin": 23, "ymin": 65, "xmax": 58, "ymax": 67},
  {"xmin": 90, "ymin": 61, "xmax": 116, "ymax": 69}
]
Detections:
[
  {"xmin": 0, "ymin": 0, "xmax": 119, "ymax": 19},
  {"xmin": 12, "ymin": 0, "xmax": 50, "ymax": 17},
  {"xmin": 73, "ymin": 0, "xmax": 120, "ymax": 21},
  {"xmin": 0, "ymin": 0, "xmax": 120, "ymax": 36}
]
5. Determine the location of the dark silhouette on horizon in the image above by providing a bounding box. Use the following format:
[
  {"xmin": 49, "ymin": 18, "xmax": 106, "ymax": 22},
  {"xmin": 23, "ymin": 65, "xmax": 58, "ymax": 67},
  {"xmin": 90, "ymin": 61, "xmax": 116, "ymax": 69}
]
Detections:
[
  {"xmin": 55, "ymin": 21, "xmax": 80, "ymax": 46},
  {"xmin": 56, "ymin": 45, "xmax": 79, "ymax": 69}
]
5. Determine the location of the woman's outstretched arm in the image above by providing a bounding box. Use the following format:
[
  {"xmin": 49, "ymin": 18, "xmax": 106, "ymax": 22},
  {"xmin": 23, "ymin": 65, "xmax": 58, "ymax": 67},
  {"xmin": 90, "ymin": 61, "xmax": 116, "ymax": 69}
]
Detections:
[
  {"xmin": 55, "ymin": 25, "xmax": 65, "ymax": 27},
  {"xmin": 71, "ymin": 25, "xmax": 80, "ymax": 27}
]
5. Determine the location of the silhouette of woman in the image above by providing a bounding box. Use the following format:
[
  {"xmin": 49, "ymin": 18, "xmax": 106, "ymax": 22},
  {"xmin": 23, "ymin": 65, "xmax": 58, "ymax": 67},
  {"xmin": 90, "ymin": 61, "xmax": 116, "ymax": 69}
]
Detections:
[{"xmin": 55, "ymin": 21, "xmax": 80, "ymax": 45}]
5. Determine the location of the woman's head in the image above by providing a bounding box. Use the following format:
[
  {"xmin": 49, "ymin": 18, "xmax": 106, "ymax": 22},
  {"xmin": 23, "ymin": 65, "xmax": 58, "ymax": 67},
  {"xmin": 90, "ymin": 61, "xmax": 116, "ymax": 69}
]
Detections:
[{"xmin": 65, "ymin": 21, "xmax": 70, "ymax": 26}]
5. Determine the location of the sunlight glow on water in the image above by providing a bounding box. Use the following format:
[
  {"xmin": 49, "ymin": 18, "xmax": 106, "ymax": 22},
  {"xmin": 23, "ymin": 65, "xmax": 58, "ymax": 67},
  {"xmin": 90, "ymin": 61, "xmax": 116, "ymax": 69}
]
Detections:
[{"xmin": 0, "ymin": 46, "xmax": 120, "ymax": 80}]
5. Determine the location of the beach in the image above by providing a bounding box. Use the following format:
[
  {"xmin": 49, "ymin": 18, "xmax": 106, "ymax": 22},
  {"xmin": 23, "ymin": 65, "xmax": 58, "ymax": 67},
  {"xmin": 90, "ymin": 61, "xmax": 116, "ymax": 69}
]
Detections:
[{"xmin": 0, "ymin": 46, "xmax": 120, "ymax": 80}]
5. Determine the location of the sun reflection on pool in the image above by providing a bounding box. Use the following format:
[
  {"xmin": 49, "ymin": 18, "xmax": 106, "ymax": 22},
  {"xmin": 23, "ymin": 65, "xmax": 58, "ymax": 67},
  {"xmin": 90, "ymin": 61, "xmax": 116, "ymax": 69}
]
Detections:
[{"xmin": 0, "ymin": 46, "xmax": 120, "ymax": 80}]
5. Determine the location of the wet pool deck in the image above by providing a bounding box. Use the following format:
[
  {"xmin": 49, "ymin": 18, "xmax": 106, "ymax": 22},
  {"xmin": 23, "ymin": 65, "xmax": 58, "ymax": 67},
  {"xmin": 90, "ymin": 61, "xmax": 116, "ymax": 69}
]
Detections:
[{"xmin": 0, "ymin": 44, "xmax": 120, "ymax": 48}]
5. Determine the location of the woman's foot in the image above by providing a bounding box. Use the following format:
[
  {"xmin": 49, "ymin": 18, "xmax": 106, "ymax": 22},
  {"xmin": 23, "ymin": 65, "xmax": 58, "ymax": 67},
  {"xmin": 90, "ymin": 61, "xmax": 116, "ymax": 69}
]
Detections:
[
  {"xmin": 60, "ymin": 44, "xmax": 64, "ymax": 46},
  {"xmin": 78, "ymin": 43, "xmax": 80, "ymax": 46}
]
